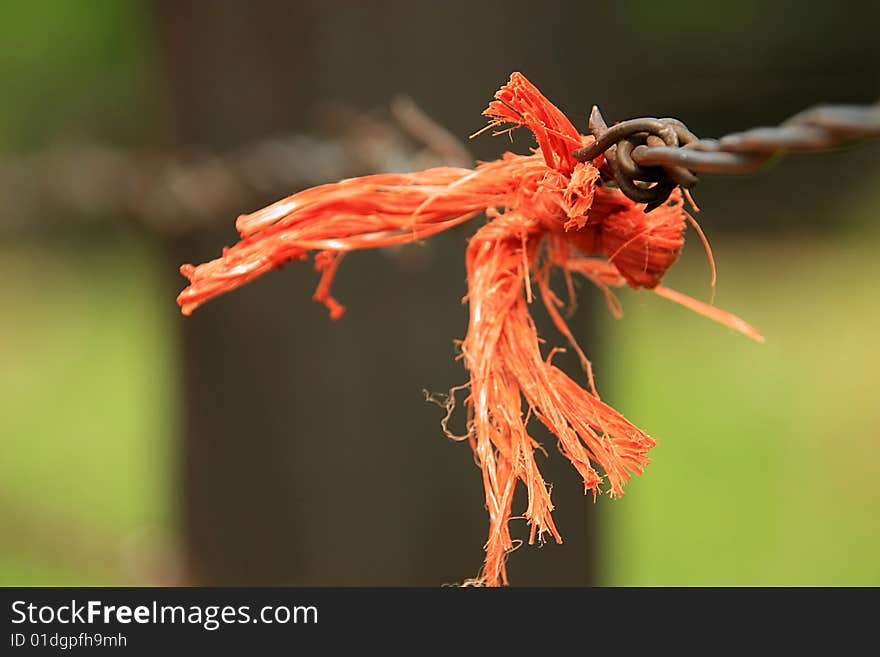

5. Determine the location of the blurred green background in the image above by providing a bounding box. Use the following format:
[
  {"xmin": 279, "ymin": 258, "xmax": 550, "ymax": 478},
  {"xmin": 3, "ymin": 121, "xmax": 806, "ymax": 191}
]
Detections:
[{"xmin": 2, "ymin": 1, "xmax": 878, "ymax": 586}]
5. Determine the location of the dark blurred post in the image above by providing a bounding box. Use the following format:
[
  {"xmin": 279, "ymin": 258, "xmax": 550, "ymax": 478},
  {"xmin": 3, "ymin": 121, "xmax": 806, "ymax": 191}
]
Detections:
[{"xmin": 155, "ymin": 0, "xmax": 613, "ymax": 585}]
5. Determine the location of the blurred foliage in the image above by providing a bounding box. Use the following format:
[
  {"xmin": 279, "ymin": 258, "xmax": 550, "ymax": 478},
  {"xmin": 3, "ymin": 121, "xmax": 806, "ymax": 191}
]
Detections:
[
  {"xmin": 0, "ymin": 233, "xmax": 175, "ymax": 585},
  {"xmin": 0, "ymin": 0, "xmax": 157, "ymax": 151},
  {"xmin": 602, "ymin": 208, "xmax": 880, "ymax": 585},
  {"xmin": 0, "ymin": 1, "xmax": 171, "ymax": 584},
  {"xmin": 616, "ymin": 0, "xmax": 880, "ymax": 115}
]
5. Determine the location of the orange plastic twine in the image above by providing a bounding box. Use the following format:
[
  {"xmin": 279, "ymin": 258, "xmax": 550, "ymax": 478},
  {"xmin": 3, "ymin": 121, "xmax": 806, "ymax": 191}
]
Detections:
[{"xmin": 177, "ymin": 72, "xmax": 763, "ymax": 586}]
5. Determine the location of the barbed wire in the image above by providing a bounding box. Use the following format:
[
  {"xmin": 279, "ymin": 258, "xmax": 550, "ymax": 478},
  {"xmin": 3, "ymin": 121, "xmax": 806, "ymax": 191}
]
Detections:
[
  {"xmin": 4, "ymin": 98, "xmax": 879, "ymax": 232},
  {"xmin": 0, "ymin": 99, "xmax": 469, "ymax": 239},
  {"xmin": 573, "ymin": 100, "xmax": 880, "ymax": 211}
]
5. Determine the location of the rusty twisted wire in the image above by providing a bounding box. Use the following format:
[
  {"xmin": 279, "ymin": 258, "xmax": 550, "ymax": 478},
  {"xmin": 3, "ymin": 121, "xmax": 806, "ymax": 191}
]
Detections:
[{"xmin": 572, "ymin": 100, "xmax": 880, "ymax": 211}]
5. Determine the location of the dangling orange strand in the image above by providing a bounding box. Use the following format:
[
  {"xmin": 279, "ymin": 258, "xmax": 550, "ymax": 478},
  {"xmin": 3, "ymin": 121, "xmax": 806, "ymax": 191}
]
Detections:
[{"xmin": 177, "ymin": 72, "xmax": 763, "ymax": 586}]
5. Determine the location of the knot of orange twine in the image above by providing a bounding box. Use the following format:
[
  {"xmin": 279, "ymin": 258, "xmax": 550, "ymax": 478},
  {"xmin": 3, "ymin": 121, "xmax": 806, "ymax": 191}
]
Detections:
[{"xmin": 177, "ymin": 72, "xmax": 763, "ymax": 586}]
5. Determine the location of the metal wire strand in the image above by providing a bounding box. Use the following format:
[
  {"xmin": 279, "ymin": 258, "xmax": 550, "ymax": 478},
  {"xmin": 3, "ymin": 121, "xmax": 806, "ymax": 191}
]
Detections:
[{"xmin": 572, "ymin": 100, "xmax": 880, "ymax": 211}]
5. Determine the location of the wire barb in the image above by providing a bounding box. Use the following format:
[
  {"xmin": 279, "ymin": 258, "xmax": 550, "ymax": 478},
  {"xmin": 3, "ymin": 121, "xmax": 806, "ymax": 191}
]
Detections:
[{"xmin": 573, "ymin": 100, "xmax": 880, "ymax": 211}]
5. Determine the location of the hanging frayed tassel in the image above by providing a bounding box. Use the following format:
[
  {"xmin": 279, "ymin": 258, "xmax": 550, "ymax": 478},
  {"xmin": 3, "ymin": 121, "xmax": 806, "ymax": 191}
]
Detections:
[
  {"xmin": 177, "ymin": 72, "xmax": 763, "ymax": 585},
  {"xmin": 460, "ymin": 214, "xmax": 657, "ymax": 585}
]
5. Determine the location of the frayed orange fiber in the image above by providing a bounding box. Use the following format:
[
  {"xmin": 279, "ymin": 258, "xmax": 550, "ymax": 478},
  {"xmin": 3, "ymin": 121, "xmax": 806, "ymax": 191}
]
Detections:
[{"xmin": 177, "ymin": 72, "xmax": 762, "ymax": 586}]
